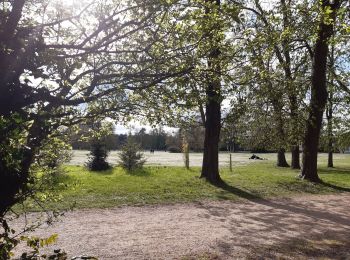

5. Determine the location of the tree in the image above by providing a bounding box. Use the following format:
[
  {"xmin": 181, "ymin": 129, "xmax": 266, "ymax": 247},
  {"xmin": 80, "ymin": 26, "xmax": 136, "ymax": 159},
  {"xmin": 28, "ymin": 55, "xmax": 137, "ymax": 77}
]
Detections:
[
  {"xmin": 199, "ymin": 0, "xmax": 224, "ymax": 183},
  {"xmin": 118, "ymin": 138, "xmax": 146, "ymax": 171},
  {"xmin": 86, "ymin": 121, "xmax": 113, "ymax": 171},
  {"xmin": 300, "ymin": 0, "xmax": 342, "ymax": 182},
  {"xmin": 87, "ymin": 141, "xmax": 111, "ymax": 171},
  {"xmin": 133, "ymin": 0, "xmax": 240, "ymax": 183},
  {"xmin": 0, "ymin": 0, "xmax": 187, "ymax": 241},
  {"xmin": 237, "ymin": 0, "xmax": 316, "ymax": 169}
]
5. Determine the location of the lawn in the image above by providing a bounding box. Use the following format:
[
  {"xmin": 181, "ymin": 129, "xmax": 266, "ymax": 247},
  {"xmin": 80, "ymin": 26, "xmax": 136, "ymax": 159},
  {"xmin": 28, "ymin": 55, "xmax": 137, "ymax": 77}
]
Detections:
[{"xmin": 29, "ymin": 153, "xmax": 350, "ymax": 211}]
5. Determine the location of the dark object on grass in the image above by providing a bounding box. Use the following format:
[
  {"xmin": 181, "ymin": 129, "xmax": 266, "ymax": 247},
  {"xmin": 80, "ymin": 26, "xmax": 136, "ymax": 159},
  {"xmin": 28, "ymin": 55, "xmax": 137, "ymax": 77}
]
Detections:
[
  {"xmin": 86, "ymin": 141, "xmax": 111, "ymax": 171},
  {"xmin": 249, "ymin": 154, "xmax": 266, "ymax": 160}
]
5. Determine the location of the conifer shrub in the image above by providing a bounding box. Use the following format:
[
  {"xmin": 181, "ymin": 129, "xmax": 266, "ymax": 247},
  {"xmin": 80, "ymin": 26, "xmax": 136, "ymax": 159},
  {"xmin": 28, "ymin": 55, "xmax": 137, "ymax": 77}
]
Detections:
[
  {"xmin": 86, "ymin": 141, "xmax": 111, "ymax": 171},
  {"xmin": 118, "ymin": 139, "xmax": 146, "ymax": 171}
]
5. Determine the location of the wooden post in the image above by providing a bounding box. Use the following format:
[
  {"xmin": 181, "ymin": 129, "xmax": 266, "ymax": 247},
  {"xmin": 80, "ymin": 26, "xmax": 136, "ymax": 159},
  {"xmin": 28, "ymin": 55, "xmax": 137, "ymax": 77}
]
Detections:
[{"xmin": 229, "ymin": 153, "xmax": 232, "ymax": 172}]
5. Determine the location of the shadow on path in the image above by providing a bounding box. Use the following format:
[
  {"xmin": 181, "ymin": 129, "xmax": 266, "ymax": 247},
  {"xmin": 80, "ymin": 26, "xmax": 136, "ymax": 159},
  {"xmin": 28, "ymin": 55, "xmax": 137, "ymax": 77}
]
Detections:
[{"xmin": 212, "ymin": 180, "xmax": 350, "ymax": 227}]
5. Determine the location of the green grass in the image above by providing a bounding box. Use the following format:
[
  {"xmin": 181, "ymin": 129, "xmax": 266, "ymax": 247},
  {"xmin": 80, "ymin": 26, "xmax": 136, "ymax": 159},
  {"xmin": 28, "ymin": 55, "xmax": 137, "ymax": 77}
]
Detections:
[{"xmin": 28, "ymin": 155, "xmax": 350, "ymax": 211}]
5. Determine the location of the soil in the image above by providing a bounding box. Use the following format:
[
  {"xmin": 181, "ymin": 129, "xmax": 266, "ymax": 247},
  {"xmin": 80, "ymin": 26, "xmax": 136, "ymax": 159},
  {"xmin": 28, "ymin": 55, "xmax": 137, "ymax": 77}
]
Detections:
[{"xmin": 12, "ymin": 194, "xmax": 350, "ymax": 259}]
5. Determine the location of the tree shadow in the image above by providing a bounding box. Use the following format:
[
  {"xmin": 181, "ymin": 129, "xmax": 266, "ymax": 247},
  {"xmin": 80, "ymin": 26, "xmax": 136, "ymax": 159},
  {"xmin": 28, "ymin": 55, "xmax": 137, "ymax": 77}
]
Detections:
[
  {"xmin": 213, "ymin": 180, "xmax": 261, "ymax": 201},
  {"xmin": 209, "ymin": 179, "xmax": 350, "ymax": 227},
  {"xmin": 125, "ymin": 168, "xmax": 151, "ymax": 177},
  {"xmin": 88, "ymin": 167, "xmax": 114, "ymax": 175},
  {"xmin": 319, "ymin": 167, "xmax": 350, "ymax": 175},
  {"xmin": 320, "ymin": 181, "xmax": 350, "ymax": 192},
  {"xmin": 241, "ymin": 234, "xmax": 350, "ymax": 260}
]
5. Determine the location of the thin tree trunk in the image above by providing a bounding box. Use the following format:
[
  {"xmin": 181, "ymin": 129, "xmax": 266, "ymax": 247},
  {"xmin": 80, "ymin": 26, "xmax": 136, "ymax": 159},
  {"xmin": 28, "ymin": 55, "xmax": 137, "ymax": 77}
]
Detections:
[
  {"xmin": 272, "ymin": 99, "xmax": 289, "ymax": 168},
  {"xmin": 289, "ymin": 96, "xmax": 301, "ymax": 169},
  {"xmin": 328, "ymin": 147, "xmax": 334, "ymax": 168},
  {"xmin": 280, "ymin": 0, "xmax": 301, "ymax": 169},
  {"xmin": 326, "ymin": 93, "xmax": 334, "ymax": 168},
  {"xmin": 300, "ymin": 0, "xmax": 340, "ymax": 182},
  {"xmin": 327, "ymin": 36, "xmax": 335, "ymax": 168}
]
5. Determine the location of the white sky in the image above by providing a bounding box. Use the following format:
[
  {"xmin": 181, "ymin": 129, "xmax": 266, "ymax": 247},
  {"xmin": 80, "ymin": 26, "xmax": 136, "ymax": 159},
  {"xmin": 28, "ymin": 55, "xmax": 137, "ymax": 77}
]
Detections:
[{"xmin": 114, "ymin": 122, "xmax": 178, "ymax": 134}]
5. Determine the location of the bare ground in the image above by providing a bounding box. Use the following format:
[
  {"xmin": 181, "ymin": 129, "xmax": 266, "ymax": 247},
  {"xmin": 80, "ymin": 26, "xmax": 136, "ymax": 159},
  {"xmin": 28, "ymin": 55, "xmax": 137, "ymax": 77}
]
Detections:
[{"xmin": 13, "ymin": 194, "xmax": 350, "ymax": 259}]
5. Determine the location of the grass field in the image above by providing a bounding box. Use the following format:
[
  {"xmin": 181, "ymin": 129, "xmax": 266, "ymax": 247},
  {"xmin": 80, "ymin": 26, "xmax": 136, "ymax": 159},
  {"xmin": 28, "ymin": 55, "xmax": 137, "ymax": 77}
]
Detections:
[
  {"xmin": 69, "ymin": 150, "xmax": 349, "ymax": 167},
  {"xmin": 29, "ymin": 152, "xmax": 350, "ymax": 211},
  {"xmin": 70, "ymin": 150, "xmax": 282, "ymax": 166}
]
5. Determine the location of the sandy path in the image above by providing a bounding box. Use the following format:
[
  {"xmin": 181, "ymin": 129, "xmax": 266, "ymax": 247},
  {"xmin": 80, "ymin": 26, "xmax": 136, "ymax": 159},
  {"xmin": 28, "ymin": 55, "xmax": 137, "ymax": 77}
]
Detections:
[{"xmin": 13, "ymin": 194, "xmax": 350, "ymax": 259}]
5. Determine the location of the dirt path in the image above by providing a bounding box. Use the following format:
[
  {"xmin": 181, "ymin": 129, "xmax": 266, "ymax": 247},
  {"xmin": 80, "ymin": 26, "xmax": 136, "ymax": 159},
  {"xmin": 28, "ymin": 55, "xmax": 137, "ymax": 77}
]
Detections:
[{"xmin": 13, "ymin": 194, "xmax": 350, "ymax": 259}]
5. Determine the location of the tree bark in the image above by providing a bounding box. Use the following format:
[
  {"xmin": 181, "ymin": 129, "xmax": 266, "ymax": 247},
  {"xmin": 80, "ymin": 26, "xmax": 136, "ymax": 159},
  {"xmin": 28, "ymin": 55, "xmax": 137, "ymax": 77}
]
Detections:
[
  {"xmin": 277, "ymin": 148, "xmax": 289, "ymax": 167},
  {"xmin": 201, "ymin": 87, "xmax": 222, "ymax": 183},
  {"xmin": 289, "ymin": 95, "xmax": 301, "ymax": 169},
  {"xmin": 328, "ymin": 147, "xmax": 334, "ymax": 168},
  {"xmin": 271, "ymin": 98, "xmax": 289, "ymax": 168},
  {"xmin": 291, "ymin": 145, "xmax": 300, "ymax": 169},
  {"xmin": 327, "ymin": 36, "xmax": 335, "ymax": 168},
  {"xmin": 300, "ymin": 0, "xmax": 340, "ymax": 182},
  {"xmin": 280, "ymin": 0, "xmax": 301, "ymax": 169},
  {"xmin": 326, "ymin": 93, "xmax": 334, "ymax": 168}
]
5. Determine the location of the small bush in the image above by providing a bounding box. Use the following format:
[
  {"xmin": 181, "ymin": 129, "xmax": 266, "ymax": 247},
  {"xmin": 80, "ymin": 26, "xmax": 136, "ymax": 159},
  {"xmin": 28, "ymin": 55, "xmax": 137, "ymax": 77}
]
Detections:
[
  {"xmin": 168, "ymin": 146, "xmax": 181, "ymax": 153},
  {"xmin": 86, "ymin": 141, "xmax": 111, "ymax": 171},
  {"xmin": 118, "ymin": 139, "xmax": 146, "ymax": 171}
]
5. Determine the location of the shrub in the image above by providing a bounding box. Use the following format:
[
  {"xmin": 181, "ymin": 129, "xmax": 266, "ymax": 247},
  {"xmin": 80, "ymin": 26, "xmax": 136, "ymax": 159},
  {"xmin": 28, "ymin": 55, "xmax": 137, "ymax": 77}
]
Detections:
[
  {"xmin": 38, "ymin": 138, "xmax": 72, "ymax": 172},
  {"xmin": 167, "ymin": 146, "xmax": 181, "ymax": 153},
  {"xmin": 86, "ymin": 141, "xmax": 111, "ymax": 171},
  {"xmin": 118, "ymin": 139, "xmax": 146, "ymax": 171}
]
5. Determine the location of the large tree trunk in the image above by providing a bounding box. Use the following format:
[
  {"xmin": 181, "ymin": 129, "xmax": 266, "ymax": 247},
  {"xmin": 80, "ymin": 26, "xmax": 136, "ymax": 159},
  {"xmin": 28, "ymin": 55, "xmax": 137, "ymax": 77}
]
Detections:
[
  {"xmin": 201, "ymin": 87, "xmax": 222, "ymax": 183},
  {"xmin": 291, "ymin": 145, "xmax": 300, "ymax": 169},
  {"xmin": 200, "ymin": 0, "xmax": 222, "ymax": 184},
  {"xmin": 277, "ymin": 148, "xmax": 289, "ymax": 167},
  {"xmin": 300, "ymin": 0, "xmax": 340, "ymax": 182}
]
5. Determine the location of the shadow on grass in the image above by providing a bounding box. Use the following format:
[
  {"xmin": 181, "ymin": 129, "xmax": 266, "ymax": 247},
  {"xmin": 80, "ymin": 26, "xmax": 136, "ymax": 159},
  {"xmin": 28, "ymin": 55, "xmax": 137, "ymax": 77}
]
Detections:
[
  {"xmin": 125, "ymin": 168, "xmax": 151, "ymax": 177},
  {"xmin": 319, "ymin": 167, "xmax": 350, "ymax": 175},
  {"xmin": 214, "ymin": 180, "xmax": 261, "ymax": 201},
  {"xmin": 276, "ymin": 178, "xmax": 350, "ymax": 194},
  {"xmin": 52, "ymin": 171, "xmax": 71, "ymax": 182},
  {"xmin": 320, "ymin": 181, "xmax": 350, "ymax": 192},
  {"xmin": 89, "ymin": 167, "xmax": 115, "ymax": 175}
]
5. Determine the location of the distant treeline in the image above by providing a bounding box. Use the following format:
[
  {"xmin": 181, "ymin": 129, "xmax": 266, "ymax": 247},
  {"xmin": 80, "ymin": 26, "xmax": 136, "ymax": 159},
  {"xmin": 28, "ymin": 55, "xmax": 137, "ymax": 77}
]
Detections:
[
  {"xmin": 70, "ymin": 126, "xmax": 243, "ymax": 152},
  {"xmin": 71, "ymin": 133, "xmax": 167, "ymax": 151}
]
